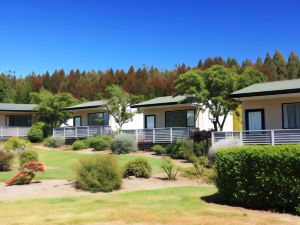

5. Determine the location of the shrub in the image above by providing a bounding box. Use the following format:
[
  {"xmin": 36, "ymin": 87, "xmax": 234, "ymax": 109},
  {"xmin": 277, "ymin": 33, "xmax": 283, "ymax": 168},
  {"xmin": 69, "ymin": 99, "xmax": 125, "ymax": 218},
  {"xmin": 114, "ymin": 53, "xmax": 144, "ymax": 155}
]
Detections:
[
  {"xmin": 4, "ymin": 136, "xmax": 31, "ymax": 151},
  {"xmin": 124, "ymin": 158, "xmax": 152, "ymax": 178},
  {"xmin": 166, "ymin": 140, "xmax": 186, "ymax": 159},
  {"xmin": 27, "ymin": 122, "xmax": 46, "ymax": 143},
  {"xmin": 44, "ymin": 136, "xmax": 65, "ymax": 148},
  {"xmin": 152, "ymin": 145, "xmax": 166, "ymax": 155},
  {"xmin": 190, "ymin": 156, "xmax": 208, "ymax": 177},
  {"xmin": 161, "ymin": 157, "xmax": 179, "ymax": 180},
  {"xmin": 192, "ymin": 130, "xmax": 211, "ymax": 155},
  {"xmin": 75, "ymin": 155, "xmax": 121, "ymax": 192},
  {"xmin": 6, "ymin": 162, "xmax": 45, "ymax": 185},
  {"xmin": 216, "ymin": 145, "xmax": 300, "ymax": 214},
  {"xmin": 111, "ymin": 134, "xmax": 137, "ymax": 154},
  {"xmin": 87, "ymin": 136, "xmax": 112, "ymax": 151},
  {"xmin": 19, "ymin": 150, "xmax": 38, "ymax": 166},
  {"xmin": 0, "ymin": 151, "xmax": 14, "ymax": 171},
  {"xmin": 72, "ymin": 140, "xmax": 87, "ymax": 150}
]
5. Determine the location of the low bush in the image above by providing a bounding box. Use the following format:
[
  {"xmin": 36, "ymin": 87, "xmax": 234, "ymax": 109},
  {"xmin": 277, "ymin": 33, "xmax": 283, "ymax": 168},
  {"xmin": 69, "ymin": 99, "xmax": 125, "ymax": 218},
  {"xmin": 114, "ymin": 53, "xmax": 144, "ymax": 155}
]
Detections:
[
  {"xmin": 161, "ymin": 157, "xmax": 179, "ymax": 180},
  {"xmin": 72, "ymin": 140, "xmax": 87, "ymax": 150},
  {"xmin": 111, "ymin": 134, "xmax": 137, "ymax": 154},
  {"xmin": 4, "ymin": 136, "xmax": 31, "ymax": 151},
  {"xmin": 75, "ymin": 155, "xmax": 121, "ymax": 192},
  {"xmin": 19, "ymin": 150, "xmax": 38, "ymax": 166},
  {"xmin": 190, "ymin": 156, "xmax": 208, "ymax": 177},
  {"xmin": 192, "ymin": 130, "xmax": 211, "ymax": 156},
  {"xmin": 216, "ymin": 145, "xmax": 300, "ymax": 214},
  {"xmin": 166, "ymin": 140, "xmax": 186, "ymax": 159},
  {"xmin": 151, "ymin": 145, "xmax": 166, "ymax": 155},
  {"xmin": 87, "ymin": 136, "xmax": 112, "ymax": 151},
  {"xmin": 44, "ymin": 136, "xmax": 65, "ymax": 148},
  {"xmin": 124, "ymin": 158, "xmax": 152, "ymax": 178},
  {"xmin": 0, "ymin": 151, "xmax": 14, "ymax": 171},
  {"xmin": 27, "ymin": 122, "xmax": 46, "ymax": 143}
]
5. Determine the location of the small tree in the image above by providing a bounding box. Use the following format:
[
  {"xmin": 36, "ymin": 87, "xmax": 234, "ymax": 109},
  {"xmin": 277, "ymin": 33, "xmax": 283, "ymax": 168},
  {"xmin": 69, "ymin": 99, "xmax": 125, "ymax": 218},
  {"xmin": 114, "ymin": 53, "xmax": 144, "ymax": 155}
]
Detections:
[
  {"xmin": 30, "ymin": 89, "xmax": 78, "ymax": 133},
  {"xmin": 105, "ymin": 85, "xmax": 135, "ymax": 130}
]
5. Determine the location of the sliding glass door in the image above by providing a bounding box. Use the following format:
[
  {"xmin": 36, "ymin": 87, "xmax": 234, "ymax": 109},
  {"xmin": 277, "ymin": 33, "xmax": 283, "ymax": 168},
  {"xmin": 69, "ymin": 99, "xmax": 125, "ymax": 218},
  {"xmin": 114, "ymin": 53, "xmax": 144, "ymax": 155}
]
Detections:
[{"xmin": 245, "ymin": 109, "xmax": 265, "ymax": 130}]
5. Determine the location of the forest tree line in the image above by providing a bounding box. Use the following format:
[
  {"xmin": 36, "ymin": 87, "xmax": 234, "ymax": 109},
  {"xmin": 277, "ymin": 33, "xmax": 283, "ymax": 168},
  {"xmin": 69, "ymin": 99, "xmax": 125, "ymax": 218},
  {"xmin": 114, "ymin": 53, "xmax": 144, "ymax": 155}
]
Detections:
[{"xmin": 0, "ymin": 50, "xmax": 299, "ymax": 104}]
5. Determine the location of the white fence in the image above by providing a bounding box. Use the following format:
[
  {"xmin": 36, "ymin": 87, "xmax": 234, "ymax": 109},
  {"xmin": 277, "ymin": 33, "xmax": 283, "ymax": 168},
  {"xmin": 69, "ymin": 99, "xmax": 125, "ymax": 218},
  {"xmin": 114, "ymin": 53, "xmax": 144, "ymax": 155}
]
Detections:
[
  {"xmin": 212, "ymin": 129, "xmax": 300, "ymax": 146},
  {"xmin": 122, "ymin": 127, "xmax": 197, "ymax": 143},
  {"xmin": 0, "ymin": 126, "xmax": 31, "ymax": 137},
  {"xmin": 53, "ymin": 126, "xmax": 113, "ymax": 139}
]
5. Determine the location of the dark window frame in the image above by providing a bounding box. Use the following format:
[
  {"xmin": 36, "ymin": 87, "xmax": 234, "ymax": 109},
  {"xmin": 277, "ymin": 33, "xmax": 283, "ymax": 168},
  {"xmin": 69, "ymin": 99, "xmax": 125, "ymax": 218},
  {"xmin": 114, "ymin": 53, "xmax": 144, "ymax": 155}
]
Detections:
[
  {"xmin": 87, "ymin": 112, "xmax": 109, "ymax": 126},
  {"xmin": 73, "ymin": 116, "xmax": 82, "ymax": 127},
  {"xmin": 245, "ymin": 108, "xmax": 265, "ymax": 130},
  {"xmin": 145, "ymin": 115, "xmax": 156, "ymax": 128},
  {"xmin": 281, "ymin": 102, "xmax": 300, "ymax": 129},
  {"xmin": 164, "ymin": 109, "xmax": 195, "ymax": 128},
  {"xmin": 5, "ymin": 115, "xmax": 32, "ymax": 127}
]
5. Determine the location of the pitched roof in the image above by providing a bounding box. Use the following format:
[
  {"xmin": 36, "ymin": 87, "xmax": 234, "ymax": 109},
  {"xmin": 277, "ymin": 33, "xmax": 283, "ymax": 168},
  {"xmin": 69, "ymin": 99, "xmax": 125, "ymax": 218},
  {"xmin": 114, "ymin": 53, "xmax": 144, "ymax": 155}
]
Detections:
[
  {"xmin": 64, "ymin": 100, "xmax": 107, "ymax": 110},
  {"xmin": 131, "ymin": 96, "xmax": 188, "ymax": 108},
  {"xmin": 231, "ymin": 79, "xmax": 300, "ymax": 98},
  {"xmin": 0, "ymin": 103, "xmax": 37, "ymax": 112}
]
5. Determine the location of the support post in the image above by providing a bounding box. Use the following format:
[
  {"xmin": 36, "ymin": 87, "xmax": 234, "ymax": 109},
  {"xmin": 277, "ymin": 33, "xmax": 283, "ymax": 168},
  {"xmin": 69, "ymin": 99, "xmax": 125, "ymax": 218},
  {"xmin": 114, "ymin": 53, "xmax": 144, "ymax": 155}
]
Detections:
[
  {"xmin": 153, "ymin": 129, "xmax": 155, "ymax": 144},
  {"xmin": 87, "ymin": 126, "xmax": 90, "ymax": 137},
  {"xmin": 170, "ymin": 128, "xmax": 173, "ymax": 143},
  {"xmin": 271, "ymin": 130, "xmax": 275, "ymax": 146},
  {"xmin": 1, "ymin": 126, "xmax": 3, "ymax": 137},
  {"xmin": 63, "ymin": 128, "xmax": 66, "ymax": 139},
  {"xmin": 75, "ymin": 127, "xmax": 77, "ymax": 138},
  {"xmin": 135, "ymin": 130, "xmax": 139, "ymax": 143},
  {"xmin": 17, "ymin": 127, "xmax": 19, "ymax": 137},
  {"xmin": 240, "ymin": 131, "xmax": 243, "ymax": 145},
  {"xmin": 211, "ymin": 132, "xmax": 215, "ymax": 145}
]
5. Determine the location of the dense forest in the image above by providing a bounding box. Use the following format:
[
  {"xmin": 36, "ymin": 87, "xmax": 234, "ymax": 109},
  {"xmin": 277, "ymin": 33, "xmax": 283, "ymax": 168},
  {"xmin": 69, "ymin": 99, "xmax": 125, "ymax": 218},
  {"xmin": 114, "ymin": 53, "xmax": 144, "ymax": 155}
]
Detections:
[{"xmin": 0, "ymin": 50, "xmax": 299, "ymax": 104}]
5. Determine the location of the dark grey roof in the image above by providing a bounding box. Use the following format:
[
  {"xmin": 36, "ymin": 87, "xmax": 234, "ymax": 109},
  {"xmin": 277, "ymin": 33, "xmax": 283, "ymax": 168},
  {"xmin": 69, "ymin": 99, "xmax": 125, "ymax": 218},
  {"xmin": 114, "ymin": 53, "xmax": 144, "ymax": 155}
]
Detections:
[
  {"xmin": 64, "ymin": 100, "xmax": 107, "ymax": 110},
  {"xmin": 0, "ymin": 103, "xmax": 37, "ymax": 112},
  {"xmin": 131, "ymin": 96, "xmax": 187, "ymax": 108},
  {"xmin": 231, "ymin": 79, "xmax": 300, "ymax": 98}
]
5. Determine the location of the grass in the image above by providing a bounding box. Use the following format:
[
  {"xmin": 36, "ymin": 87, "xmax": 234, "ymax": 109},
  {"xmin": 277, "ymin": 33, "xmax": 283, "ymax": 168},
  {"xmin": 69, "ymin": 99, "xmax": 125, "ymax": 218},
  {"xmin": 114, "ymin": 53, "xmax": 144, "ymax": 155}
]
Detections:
[
  {"xmin": 0, "ymin": 149, "xmax": 163, "ymax": 181},
  {"xmin": 0, "ymin": 186, "xmax": 299, "ymax": 225}
]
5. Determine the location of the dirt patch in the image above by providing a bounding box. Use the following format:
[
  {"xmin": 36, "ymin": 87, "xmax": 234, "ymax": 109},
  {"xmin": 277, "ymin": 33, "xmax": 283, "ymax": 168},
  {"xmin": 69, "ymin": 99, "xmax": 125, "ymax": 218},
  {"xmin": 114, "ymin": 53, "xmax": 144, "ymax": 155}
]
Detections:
[{"xmin": 0, "ymin": 173, "xmax": 203, "ymax": 200}]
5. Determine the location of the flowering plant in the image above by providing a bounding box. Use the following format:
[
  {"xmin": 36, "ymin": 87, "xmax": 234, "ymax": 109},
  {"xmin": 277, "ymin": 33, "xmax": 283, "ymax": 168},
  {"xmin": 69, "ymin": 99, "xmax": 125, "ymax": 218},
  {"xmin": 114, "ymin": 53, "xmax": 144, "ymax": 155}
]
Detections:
[{"xmin": 5, "ymin": 161, "xmax": 45, "ymax": 185}]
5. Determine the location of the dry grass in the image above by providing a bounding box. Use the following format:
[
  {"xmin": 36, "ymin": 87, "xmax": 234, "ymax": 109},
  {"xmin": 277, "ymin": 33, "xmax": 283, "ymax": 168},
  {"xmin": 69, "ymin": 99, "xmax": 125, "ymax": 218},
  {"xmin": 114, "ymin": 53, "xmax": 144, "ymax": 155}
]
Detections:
[{"xmin": 0, "ymin": 186, "xmax": 299, "ymax": 225}]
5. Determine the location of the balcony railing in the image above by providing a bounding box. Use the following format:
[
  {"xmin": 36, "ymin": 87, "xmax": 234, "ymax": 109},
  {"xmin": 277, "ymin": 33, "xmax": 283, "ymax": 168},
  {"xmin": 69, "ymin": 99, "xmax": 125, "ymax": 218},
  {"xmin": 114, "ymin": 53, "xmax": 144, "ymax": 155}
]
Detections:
[
  {"xmin": 212, "ymin": 129, "xmax": 300, "ymax": 147},
  {"xmin": 122, "ymin": 127, "xmax": 198, "ymax": 144},
  {"xmin": 53, "ymin": 126, "xmax": 113, "ymax": 139},
  {"xmin": 0, "ymin": 126, "xmax": 31, "ymax": 137}
]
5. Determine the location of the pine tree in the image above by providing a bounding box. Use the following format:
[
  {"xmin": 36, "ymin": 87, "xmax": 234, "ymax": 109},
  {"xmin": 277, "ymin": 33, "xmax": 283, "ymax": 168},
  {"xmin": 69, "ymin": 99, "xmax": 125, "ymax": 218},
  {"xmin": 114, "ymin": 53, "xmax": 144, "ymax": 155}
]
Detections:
[
  {"xmin": 197, "ymin": 59, "xmax": 203, "ymax": 68},
  {"xmin": 273, "ymin": 50, "xmax": 288, "ymax": 80},
  {"xmin": 255, "ymin": 57, "xmax": 263, "ymax": 69},
  {"xmin": 262, "ymin": 53, "xmax": 278, "ymax": 80},
  {"xmin": 286, "ymin": 51, "xmax": 300, "ymax": 79},
  {"xmin": 0, "ymin": 74, "xmax": 14, "ymax": 103}
]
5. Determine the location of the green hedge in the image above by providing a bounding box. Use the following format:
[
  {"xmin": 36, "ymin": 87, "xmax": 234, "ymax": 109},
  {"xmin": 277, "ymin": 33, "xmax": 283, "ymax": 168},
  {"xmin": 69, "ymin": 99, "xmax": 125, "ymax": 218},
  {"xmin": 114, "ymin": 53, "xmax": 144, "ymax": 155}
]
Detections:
[{"xmin": 215, "ymin": 145, "xmax": 300, "ymax": 214}]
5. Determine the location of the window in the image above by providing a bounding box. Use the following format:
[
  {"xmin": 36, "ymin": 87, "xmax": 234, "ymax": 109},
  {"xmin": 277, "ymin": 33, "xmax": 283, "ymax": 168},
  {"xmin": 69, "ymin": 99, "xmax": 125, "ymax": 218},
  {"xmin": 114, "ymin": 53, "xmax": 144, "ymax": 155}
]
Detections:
[
  {"xmin": 165, "ymin": 109, "xmax": 195, "ymax": 127},
  {"xmin": 5, "ymin": 115, "xmax": 32, "ymax": 127},
  {"xmin": 283, "ymin": 103, "xmax": 300, "ymax": 129},
  {"xmin": 88, "ymin": 113, "xmax": 109, "ymax": 126},
  {"xmin": 145, "ymin": 115, "xmax": 155, "ymax": 128},
  {"xmin": 245, "ymin": 109, "xmax": 265, "ymax": 130},
  {"xmin": 74, "ymin": 116, "xmax": 81, "ymax": 127}
]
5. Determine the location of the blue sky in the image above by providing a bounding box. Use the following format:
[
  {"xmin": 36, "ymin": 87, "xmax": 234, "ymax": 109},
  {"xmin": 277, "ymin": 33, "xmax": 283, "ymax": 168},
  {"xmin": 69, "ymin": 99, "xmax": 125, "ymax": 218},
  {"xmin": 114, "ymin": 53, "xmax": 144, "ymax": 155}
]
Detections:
[{"xmin": 0, "ymin": 0, "xmax": 300, "ymax": 75}]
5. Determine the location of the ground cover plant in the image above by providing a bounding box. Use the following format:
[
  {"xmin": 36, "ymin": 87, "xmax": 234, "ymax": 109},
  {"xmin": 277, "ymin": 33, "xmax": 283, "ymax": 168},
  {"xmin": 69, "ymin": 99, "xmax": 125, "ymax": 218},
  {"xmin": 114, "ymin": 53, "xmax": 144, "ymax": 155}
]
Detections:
[
  {"xmin": 44, "ymin": 136, "xmax": 65, "ymax": 148},
  {"xmin": 19, "ymin": 149, "xmax": 38, "ymax": 166},
  {"xmin": 124, "ymin": 157, "xmax": 152, "ymax": 178},
  {"xmin": 111, "ymin": 134, "xmax": 137, "ymax": 154}
]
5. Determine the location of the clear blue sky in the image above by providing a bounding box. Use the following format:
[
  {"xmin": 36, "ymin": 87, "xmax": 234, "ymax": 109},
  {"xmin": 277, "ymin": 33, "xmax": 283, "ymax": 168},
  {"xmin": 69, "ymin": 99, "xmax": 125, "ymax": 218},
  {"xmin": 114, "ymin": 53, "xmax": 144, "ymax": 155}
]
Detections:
[{"xmin": 1, "ymin": 0, "xmax": 300, "ymax": 75}]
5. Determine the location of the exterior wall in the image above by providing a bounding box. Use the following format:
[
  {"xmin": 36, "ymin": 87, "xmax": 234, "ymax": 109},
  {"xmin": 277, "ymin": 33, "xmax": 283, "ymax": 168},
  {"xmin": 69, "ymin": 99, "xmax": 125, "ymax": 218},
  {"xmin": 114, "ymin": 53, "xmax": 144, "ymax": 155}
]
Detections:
[
  {"xmin": 143, "ymin": 104, "xmax": 201, "ymax": 129},
  {"xmin": 68, "ymin": 109, "xmax": 106, "ymax": 126},
  {"xmin": 242, "ymin": 96, "xmax": 300, "ymax": 130},
  {"xmin": 0, "ymin": 112, "xmax": 36, "ymax": 126}
]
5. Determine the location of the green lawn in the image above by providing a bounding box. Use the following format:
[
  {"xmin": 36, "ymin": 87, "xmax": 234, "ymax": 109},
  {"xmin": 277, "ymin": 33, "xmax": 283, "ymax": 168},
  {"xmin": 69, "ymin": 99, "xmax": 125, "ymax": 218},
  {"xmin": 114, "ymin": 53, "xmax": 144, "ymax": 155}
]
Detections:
[
  {"xmin": 0, "ymin": 149, "xmax": 163, "ymax": 181},
  {"xmin": 0, "ymin": 186, "xmax": 298, "ymax": 225}
]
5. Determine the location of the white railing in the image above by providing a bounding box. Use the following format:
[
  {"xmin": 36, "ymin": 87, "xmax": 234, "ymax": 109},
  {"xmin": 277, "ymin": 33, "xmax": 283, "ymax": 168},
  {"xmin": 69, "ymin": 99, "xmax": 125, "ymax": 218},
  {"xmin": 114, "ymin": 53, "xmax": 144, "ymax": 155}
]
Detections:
[
  {"xmin": 212, "ymin": 129, "xmax": 300, "ymax": 146},
  {"xmin": 0, "ymin": 126, "xmax": 31, "ymax": 137},
  {"xmin": 122, "ymin": 127, "xmax": 198, "ymax": 143},
  {"xmin": 53, "ymin": 126, "xmax": 113, "ymax": 139}
]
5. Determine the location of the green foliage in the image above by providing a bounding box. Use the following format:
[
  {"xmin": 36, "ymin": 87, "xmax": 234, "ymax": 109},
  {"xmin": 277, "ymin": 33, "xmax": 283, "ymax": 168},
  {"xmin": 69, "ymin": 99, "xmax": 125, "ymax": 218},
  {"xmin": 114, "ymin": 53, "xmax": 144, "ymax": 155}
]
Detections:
[
  {"xmin": 75, "ymin": 155, "xmax": 121, "ymax": 192},
  {"xmin": 190, "ymin": 156, "xmax": 208, "ymax": 177},
  {"xmin": 28, "ymin": 122, "xmax": 47, "ymax": 143},
  {"xmin": 72, "ymin": 140, "xmax": 87, "ymax": 150},
  {"xmin": 161, "ymin": 157, "xmax": 179, "ymax": 180},
  {"xmin": 166, "ymin": 140, "xmax": 186, "ymax": 159},
  {"xmin": 151, "ymin": 145, "xmax": 166, "ymax": 155},
  {"xmin": 124, "ymin": 158, "xmax": 152, "ymax": 178},
  {"xmin": 44, "ymin": 136, "xmax": 65, "ymax": 148},
  {"xmin": 0, "ymin": 74, "xmax": 14, "ymax": 103},
  {"xmin": 216, "ymin": 145, "xmax": 300, "ymax": 214},
  {"xmin": 105, "ymin": 85, "xmax": 135, "ymax": 129},
  {"xmin": 30, "ymin": 89, "xmax": 78, "ymax": 131},
  {"xmin": 4, "ymin": 136, "xmax": 31, "ymax": 152},
  {"xmin": 235, "ymin": 67, "xmax": 267, "ymax": 90},
  {"xmin": 19, "ymin": 150, "xmax": 38, "ymax": 166},
  {"xmin": 0, "ymin": 151, "xmax": 14, "ymax": 171},
  {"xmin": 273, "ymin": 50, "xmax": 288, "ymax": 80},
  {"xmin": 86, "ymin": 135, "xmax": 112, "ymax": 151},
  {"xmin": 111, "ymin": 134, "xmax": 137, "ymax": 154}
]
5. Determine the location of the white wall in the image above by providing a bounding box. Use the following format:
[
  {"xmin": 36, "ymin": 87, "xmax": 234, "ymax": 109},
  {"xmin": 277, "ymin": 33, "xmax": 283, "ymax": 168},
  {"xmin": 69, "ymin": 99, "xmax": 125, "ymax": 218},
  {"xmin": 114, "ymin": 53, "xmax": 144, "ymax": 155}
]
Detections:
[
  {"xmin": 199, "ymin": 109, "xmax": 233, "ymax": 131},
  {"xmin": 110, "ymin": 112, "xmax": 144, "ymax": 131}
]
